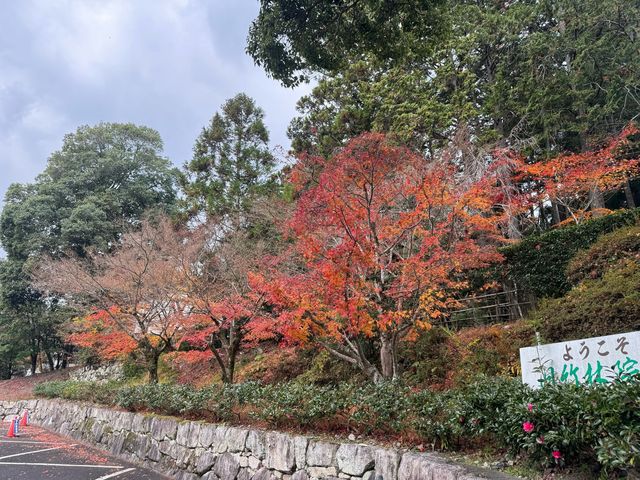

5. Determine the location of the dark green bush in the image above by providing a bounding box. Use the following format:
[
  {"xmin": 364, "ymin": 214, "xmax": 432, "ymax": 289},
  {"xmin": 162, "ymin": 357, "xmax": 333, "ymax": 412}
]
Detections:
[
  {"xmin": 348, "ymin": 382, "xmax": 413, "ymax": 433},
  {"xmin": 413, "ymin": 376, "xmax": 640, "ymax": 473},
  {"xmin": 248, "ymin": 382, "xmax": 347, "ymax": 426},
  {"xmin": 501, "ymin": 208, "xmax": 640, "ymax": 298},
  {"xmin": 400, "ymin": 327, "xmax": 452, "ymax": 386},
  {"xmin": 409, "ymin": 388, "xmax": 455, "ymax": 448},
  {"xmin": 115, "ymin": 383, "xmax": 215, "ymax": 417},
  {"xmin": 566, "ymin": 225, "xmax": 640, "ymax": 284},
  {"xmin": 33, "ymin": 381, "xmax": 67, "ymax": 399},
  {"xmin": 526, "ymin": 379, "xmax": 640, "ymax": 473},
  {"xmin": 531, "ymin": 260, "xmax": 640, "ymax": 342}
]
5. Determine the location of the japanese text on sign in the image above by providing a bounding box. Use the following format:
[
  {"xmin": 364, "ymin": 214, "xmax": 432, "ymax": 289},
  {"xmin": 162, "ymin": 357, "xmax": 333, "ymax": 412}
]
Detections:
[{"xmin": 519, "ymin": 331, "xmax": 640, "ymax": 388}]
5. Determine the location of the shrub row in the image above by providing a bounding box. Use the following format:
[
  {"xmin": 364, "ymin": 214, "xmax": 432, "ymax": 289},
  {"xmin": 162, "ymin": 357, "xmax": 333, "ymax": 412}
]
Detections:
[
  {"xmin": 33, "ymin": 380, "xmax": 123, "ymax": 404},
  {"xmin": 501, "ymin": 208, "xmax": 640, "ymax": 298},
  {"xmin": 34, "ymin": 376, "xmax": 640, "ymax": 475}
]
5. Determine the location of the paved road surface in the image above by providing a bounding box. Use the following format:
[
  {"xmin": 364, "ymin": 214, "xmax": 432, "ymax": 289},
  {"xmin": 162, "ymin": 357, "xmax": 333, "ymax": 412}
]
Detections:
[{"xmin": 0, "ymin": 420, "xmax": 168, "ymax": 480}]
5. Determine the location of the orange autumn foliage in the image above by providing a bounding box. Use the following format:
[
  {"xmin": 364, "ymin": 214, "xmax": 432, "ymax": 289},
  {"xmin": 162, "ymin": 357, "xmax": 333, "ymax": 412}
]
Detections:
[
  {"xmin": 516, "ymin": 124, "xmax": 640, "ymax": 223},
  {"xmin": 67, "ymin": 307, "xmax": 138, "ymax": 360},
  {"xmin": 257, "ymin": 133, "xmax": 507, "ymax": 382}
]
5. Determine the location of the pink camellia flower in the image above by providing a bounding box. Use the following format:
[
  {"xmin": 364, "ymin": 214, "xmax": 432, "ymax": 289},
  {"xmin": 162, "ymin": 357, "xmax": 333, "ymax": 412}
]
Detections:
[
  {"xmin": 527, "ymin": 403, "xmax": 534, "ymax": 412},
  {"xmin": 522, "ymin": 421, "xmax": 535, "ymax": 433},
  {"xmin": 552, "ymin": 450, "xmax": 562, "ymax": 460}
]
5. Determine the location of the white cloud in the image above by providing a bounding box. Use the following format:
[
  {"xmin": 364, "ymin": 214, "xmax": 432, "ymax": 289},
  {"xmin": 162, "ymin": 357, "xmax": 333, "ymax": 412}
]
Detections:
[
  {"xmin": 21, "ymin": 0, "xmax": 133, "ymax": 85},
  {"xmin": 20, "ymin": 102, "xmax": 67, "ymax": 133},
  {"xmin": 0, "ymin": 0, "xmax": 313, "ymax": 219}
]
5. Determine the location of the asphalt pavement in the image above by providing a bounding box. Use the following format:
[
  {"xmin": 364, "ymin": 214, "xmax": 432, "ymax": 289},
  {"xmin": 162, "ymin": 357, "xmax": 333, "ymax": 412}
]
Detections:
[{"xmin": 0, "ymin": 420, "xmax": 168, "ymax": 480}]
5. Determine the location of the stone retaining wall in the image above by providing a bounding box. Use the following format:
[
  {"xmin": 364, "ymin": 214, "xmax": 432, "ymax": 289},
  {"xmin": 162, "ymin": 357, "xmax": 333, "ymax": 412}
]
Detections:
[
  {"xmin": 68, "ymin": 363, "xmax": 124, "ymax": 383},
  {"xmin": 0, "ymin": 400, "xmax": 515, "ymax": 480}
]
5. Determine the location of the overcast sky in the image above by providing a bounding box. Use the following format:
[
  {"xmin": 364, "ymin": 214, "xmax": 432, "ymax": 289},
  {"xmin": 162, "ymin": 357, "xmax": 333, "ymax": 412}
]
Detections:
[{"xmin": 0, "ymin": 0, "xmax": 310, "ymax": 211}]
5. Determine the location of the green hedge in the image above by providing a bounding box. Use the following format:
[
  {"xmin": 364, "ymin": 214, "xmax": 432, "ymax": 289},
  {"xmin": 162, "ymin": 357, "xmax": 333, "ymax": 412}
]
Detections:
[
  {"xmin": 34, "ymin": 376, "xmax": 640, "ymax": 474},
  {"xmin": 33, "ymin": 380, "xmax": 123, "ymax": 404},
  {"xmin": 501, "ymin": 208, "xmax": 640, "ymax": 298}
]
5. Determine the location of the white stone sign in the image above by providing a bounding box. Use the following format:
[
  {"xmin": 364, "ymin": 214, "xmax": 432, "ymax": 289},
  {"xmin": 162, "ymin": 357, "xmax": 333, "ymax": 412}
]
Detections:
[{"xmin": 520, "ymin": 331, "xmax": 640, "ymax": 388}]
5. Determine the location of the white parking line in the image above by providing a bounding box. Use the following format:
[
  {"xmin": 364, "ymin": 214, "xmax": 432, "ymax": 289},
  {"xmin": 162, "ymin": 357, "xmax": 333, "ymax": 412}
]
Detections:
[
  {"xmin": 94, "ymin": 468, "xmax": 136, "ymax": 479},
  {"xmin": 0, "ymin": 445, "xmax": 73, "ymax": 460},
  {"xmin": 0, "ymin": 440, "xmax": 65, "ymax": 445},
  {"xmin": 0, "ymin": 462, "xmax": 124, "ymax": 468}
]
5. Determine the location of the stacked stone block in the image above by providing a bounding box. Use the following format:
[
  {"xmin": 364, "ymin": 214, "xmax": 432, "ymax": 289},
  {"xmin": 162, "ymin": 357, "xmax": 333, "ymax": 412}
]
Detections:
[{"xmin": 0, "ymin": 400, "xmax": 514, "ymax": 480}]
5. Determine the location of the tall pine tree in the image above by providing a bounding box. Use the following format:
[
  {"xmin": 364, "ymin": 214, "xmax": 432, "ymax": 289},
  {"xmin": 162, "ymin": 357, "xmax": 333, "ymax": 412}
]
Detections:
[{"xmin": 180, "ymin": 93, "xmax": 276, "ymax": 223}]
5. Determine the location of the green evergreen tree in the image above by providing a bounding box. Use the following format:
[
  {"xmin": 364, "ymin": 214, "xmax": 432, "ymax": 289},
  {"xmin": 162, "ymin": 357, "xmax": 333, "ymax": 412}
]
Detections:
[
  {"xmin": 247, "ymin": 0, "xmax": 443, "ymax": 87},
  {"xmin": 0, "ymin": 123, "xmax": 178, "ymax": 376},
  {"xmin": 179, "ymin": 93, "xmax": 276, "ymax": 221},
  {"xmin": 286, "ymin": 0, "xmax": 640, "ymax": 160}
]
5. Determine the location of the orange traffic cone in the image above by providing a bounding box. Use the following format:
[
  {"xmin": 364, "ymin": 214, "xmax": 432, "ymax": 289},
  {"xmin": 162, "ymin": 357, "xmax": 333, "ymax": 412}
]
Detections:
[
  {"xmin": 7, "ymin": 417, "xmax": 16, "ymax": 438},
  {"xmin": 19, "ymin": 410, "xmax": 28, "ymax": 427}
]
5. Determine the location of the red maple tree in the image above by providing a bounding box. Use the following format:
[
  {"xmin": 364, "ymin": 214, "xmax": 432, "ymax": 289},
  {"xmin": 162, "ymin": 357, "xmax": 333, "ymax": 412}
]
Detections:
[
  {"xmin": 256, "ymin": 133, "xmax": 506, "ymax": 382},
  {"xmin": 177, "ymin": 225, "xmax": 273, "ymax": 384},
  {"xmin": 67, "ymin": 307, "xmax": 138, "ymax": 361}
]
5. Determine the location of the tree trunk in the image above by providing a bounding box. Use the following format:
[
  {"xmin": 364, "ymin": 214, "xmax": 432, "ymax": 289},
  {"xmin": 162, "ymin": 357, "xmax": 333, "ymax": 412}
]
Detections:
[
  {"xmin": 226, "ymin": 337, "xmax": 241, "ymax": 384},
  {"xmin": 538, "ymin": 202, "xmax": 548, "ymax": 230},
  {"xmin": 0, "ymin": 360, "xmax": 11, "ymax": 380},
  {"xmin": 551, "ymin": 201, "xmax": 561, "ymax": 225},
  {"xmin": 379, "ymin": 334, "xmax": 398, "ymax": 381},
  {"xmin": 210, "ymin": 322, "xmax": 244, "ymax": 384},
  {"xmin": 30, "ymin": 353, "xmax": 38, "ymax": 376},
  {"xmin": 45, "ymin": 350, "xmax": 55, "ymax": 372},
  {"xmin": 624, "ymin": 180, "xmax": 636, "ymax": 208},
  {"xmin": 365, "ymin": 365, "xmax": 384, "ymax": 384},
  {"xmin": 210, "ymin": 342, "xmax": 231, "ymax": 384},
  {"xmin": 145, "ymin": 350, "xmax": 160, "ymax": 384},
  {"xmin": 227, "ymin": 360, "xmax": 236, "ymax": 384},
  {"xmin": 320, "ymin": 340, "xmax": 384, "ymax": 384},
  {"xmin": 148, "ymin": 360, "xmax": 159, "ymax": 384},
  {"xmin": 590, "ymin": 187, "xmax": 606, "ymax": 212},
  {"xmin": 507, "ymin": 214, "xmax": 522, "ymax": 240}
]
